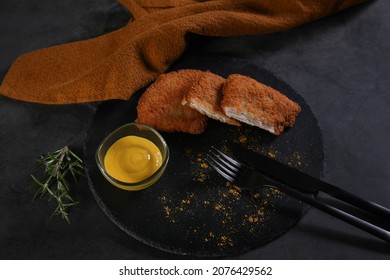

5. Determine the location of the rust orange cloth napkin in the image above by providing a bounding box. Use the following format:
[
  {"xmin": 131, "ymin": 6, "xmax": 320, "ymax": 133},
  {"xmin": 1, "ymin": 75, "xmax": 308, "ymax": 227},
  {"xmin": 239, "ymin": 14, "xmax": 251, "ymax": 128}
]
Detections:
[{"xmin": 0, "ymin": 0, "xmax": 367, "ymax": 104}]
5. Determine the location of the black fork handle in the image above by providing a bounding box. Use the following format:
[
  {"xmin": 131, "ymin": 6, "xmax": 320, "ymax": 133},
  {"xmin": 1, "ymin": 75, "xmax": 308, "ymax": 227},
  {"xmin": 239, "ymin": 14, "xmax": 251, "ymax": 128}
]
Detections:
[
  {"xmin": 321, "ymin": 183, "xmax": 390, "ymax": 221},
  {"xmin": 231, "ymin": 143, "xmax": 390, "ymax": 220},
  {"xmin": 274, "ymin": 183, "xmax": 390, "ymax": 243}
]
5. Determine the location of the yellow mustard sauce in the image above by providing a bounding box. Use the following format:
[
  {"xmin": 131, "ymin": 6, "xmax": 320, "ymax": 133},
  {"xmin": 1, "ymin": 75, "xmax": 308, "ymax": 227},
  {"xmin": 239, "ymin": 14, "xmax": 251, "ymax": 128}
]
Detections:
[{"xmin": 104, "ymin": 136, "xmax": 162, "ymax": 183}]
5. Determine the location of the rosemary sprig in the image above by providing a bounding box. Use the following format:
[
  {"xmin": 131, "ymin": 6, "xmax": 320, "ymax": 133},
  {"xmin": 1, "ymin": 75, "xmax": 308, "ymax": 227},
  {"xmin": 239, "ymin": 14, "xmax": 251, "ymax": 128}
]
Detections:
[{"xmin": 30, "ymin": 145, "xmax": 84, "ymax": 223}]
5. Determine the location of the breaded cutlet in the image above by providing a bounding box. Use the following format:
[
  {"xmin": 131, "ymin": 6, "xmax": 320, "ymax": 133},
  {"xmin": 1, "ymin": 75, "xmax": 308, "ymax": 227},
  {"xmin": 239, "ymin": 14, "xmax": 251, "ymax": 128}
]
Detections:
[
  {"xmin": 182, "ymin": 71, "xmax": 240, "ymax": 126},
  {"xmin": 136, "ymin": 69, "xmax": 207, "ymax": 134},
  {"xmin": 221, "ymin": 74, "xmax": 301, "ymax": 135}
]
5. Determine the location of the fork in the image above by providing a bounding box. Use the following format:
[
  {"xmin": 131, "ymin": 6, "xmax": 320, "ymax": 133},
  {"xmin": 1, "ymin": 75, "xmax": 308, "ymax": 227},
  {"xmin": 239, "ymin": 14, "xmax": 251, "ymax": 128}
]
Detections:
[{"xmin": 206, "ymin": 146, "xmax": 390, "ymax": 243}]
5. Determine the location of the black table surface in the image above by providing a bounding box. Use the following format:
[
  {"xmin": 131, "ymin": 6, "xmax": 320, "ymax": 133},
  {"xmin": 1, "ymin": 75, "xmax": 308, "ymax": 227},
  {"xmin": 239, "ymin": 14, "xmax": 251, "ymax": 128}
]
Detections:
[{"xmin": 1, "ymin": 0, "xmax": 389, "ymax": 259}]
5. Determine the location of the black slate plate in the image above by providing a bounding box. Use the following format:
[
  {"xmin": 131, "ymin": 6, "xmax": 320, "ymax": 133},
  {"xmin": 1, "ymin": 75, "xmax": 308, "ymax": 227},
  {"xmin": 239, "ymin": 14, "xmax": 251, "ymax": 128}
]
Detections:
[{"xmin": 83, "ymin": 54, "xmax": 324, "ymax": 257}]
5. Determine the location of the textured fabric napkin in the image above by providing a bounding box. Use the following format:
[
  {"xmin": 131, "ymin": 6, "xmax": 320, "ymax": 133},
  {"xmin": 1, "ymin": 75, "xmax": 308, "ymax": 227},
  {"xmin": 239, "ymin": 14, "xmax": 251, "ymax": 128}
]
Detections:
[{"xmin": 0, "ymin": 0, "xmax": 367, "ymax": 104}]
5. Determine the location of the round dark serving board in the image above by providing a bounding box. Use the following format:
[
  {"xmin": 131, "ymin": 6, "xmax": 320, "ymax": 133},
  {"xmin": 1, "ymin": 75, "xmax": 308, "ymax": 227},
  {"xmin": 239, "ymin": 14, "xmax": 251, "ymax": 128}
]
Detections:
[{"xmin": 83, "ymin": 54, "xmax": 324, "ymax": 257}]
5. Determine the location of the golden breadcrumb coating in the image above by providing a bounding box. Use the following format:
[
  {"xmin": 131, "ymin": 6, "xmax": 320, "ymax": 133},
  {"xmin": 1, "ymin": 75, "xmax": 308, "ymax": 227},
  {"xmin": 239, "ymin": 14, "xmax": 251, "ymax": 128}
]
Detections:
[
  {"xmin": 182, "ymin": 71, "xmax": 240, "ymax": 126},
  {"xmin": 221, "ymin": 74, "xmax": 301, "ymax": 135},
  {"xmin": 136, "ymin": 69, "xmax": 207, "ymax": 134}
]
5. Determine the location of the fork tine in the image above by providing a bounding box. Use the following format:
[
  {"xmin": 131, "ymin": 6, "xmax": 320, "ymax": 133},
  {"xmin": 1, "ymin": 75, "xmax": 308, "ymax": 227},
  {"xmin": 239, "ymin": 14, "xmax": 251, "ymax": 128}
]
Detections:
[
  {"xmin": 205, "ymin": 154, "xmax": 235, "ymax": 183},
  {"xmin": 210, "ymin": 146, "xmax": 242, "ymax": 169},
  {"xmin": 208, "ymin": 149, "xmax": 239, "ymax": 173}
]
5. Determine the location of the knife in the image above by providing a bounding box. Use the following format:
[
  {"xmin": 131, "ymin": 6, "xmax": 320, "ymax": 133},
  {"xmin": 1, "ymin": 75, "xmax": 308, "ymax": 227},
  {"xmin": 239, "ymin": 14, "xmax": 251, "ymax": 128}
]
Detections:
[{"xmin": 229, "ymin": 142, "xmax": 390, "ymax": 221}]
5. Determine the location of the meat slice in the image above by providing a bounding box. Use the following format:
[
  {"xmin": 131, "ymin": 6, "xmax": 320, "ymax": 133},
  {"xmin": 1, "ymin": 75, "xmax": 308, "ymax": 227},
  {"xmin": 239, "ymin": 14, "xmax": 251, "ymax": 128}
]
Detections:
[
  {"xmin": 136, "ymin": 69, "xmax": 207, "ymax": 134},
  {"xmin": 221, "ymin": 74, "xmax": 301, "ymax": 135},
  {"xmin": 182, "ymin": 71, "xmax": 240, "ymax": 126}
]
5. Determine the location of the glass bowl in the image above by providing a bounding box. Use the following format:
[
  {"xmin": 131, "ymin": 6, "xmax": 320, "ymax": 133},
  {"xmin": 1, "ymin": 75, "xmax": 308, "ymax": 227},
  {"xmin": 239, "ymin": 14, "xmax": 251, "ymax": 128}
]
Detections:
[{"xmin": 96, "ymin": 122, "xmax": 169, "ymax": 191}]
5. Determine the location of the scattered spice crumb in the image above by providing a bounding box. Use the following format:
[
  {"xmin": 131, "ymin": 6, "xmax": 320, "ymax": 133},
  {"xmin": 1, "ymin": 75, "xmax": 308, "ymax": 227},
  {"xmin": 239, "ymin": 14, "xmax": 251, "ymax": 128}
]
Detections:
[
  {"xmin": 185, "ymin": 148, "xmax": 192, "ymax": 156},
  {"xmin": 197, "ymin": 173, "xmax": 207, "ymax": 183},
  {"xmin": 239, "ymin": 135, "xmax": 247, "ymax": 143},
  {"xmin": 218, "ymin": 235, "xmax": 234, "ymax": 247},
  {"xmin": 248, "ymin": 216, "xmax": 259, "ymax": 223},
  {"xmin": 164, "ymin": 206, "xmax": 170, "ymax": 216},
  {"xmin": 181, "ymin": 199, "xmax": 190, "ymax": 204},
  {"xmin": 228, "ymin": 188, "xmax": 240, "ymax": 197},
  {"xmin": 267, "ymin": 150, "xmax": 277, "ymax": 158},
  {"xmin": 214, "ymin": 203, "xmax": 224, "ymax": 211},
  {"xmin": 160, "ymin": 144, "xmax": 307, "ymax": 251}
]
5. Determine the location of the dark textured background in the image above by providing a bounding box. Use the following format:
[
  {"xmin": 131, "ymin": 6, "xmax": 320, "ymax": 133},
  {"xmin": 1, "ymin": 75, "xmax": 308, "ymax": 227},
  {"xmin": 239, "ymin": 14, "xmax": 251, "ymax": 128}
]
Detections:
[{"xmin": 0, "ymin": 0, "xmax": 389, "ymax": 259}]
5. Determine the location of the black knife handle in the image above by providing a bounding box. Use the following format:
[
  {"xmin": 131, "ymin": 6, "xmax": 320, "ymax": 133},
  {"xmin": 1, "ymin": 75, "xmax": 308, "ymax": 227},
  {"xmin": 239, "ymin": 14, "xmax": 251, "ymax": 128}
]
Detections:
[
  {"xmin": 232, "ymin": 143, "xmax": 390, "ymax": 221},
  {"xmin": 322, "ymin": 183, "xmax": 390, "ymax": 221},
  {"xmin": 274, "ymin": 183, "xmax": 390, "ymax": 243}
]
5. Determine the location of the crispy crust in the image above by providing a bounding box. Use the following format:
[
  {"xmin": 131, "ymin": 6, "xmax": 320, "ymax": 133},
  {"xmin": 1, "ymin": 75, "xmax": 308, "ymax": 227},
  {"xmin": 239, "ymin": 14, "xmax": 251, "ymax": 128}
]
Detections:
[
  {"xmin": 136, "ymin": 69, "xmax": 207, "ymax": 134},
  {"xmin": 182, "ymin": 71, "xmax": 240, "ymax": 126},
  {"xmin": 221, "ymin": 74, "xmax": 301, "ymax": 135}
]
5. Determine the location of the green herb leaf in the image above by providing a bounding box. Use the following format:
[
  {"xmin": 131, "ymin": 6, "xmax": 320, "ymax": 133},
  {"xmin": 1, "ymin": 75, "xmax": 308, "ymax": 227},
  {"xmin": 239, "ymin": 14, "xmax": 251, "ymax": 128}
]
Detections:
[{"xmin": 30, "ymin": 145, "xmax": 84, "ymax": 223}]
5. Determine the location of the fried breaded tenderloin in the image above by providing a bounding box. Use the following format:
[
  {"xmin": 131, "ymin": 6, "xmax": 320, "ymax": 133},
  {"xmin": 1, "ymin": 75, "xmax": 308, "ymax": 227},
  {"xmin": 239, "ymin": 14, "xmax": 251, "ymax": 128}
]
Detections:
[
  {"xmin": 136, "ymin": 69, "xmax": 207, "ymax": 134},
  {"xmin": 221, "ymin": 74, "xmax": 301, "ymax": 135},
  {"xmin": 182, "ymin": 71, "xmax": 240, "ymax": 126}
]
